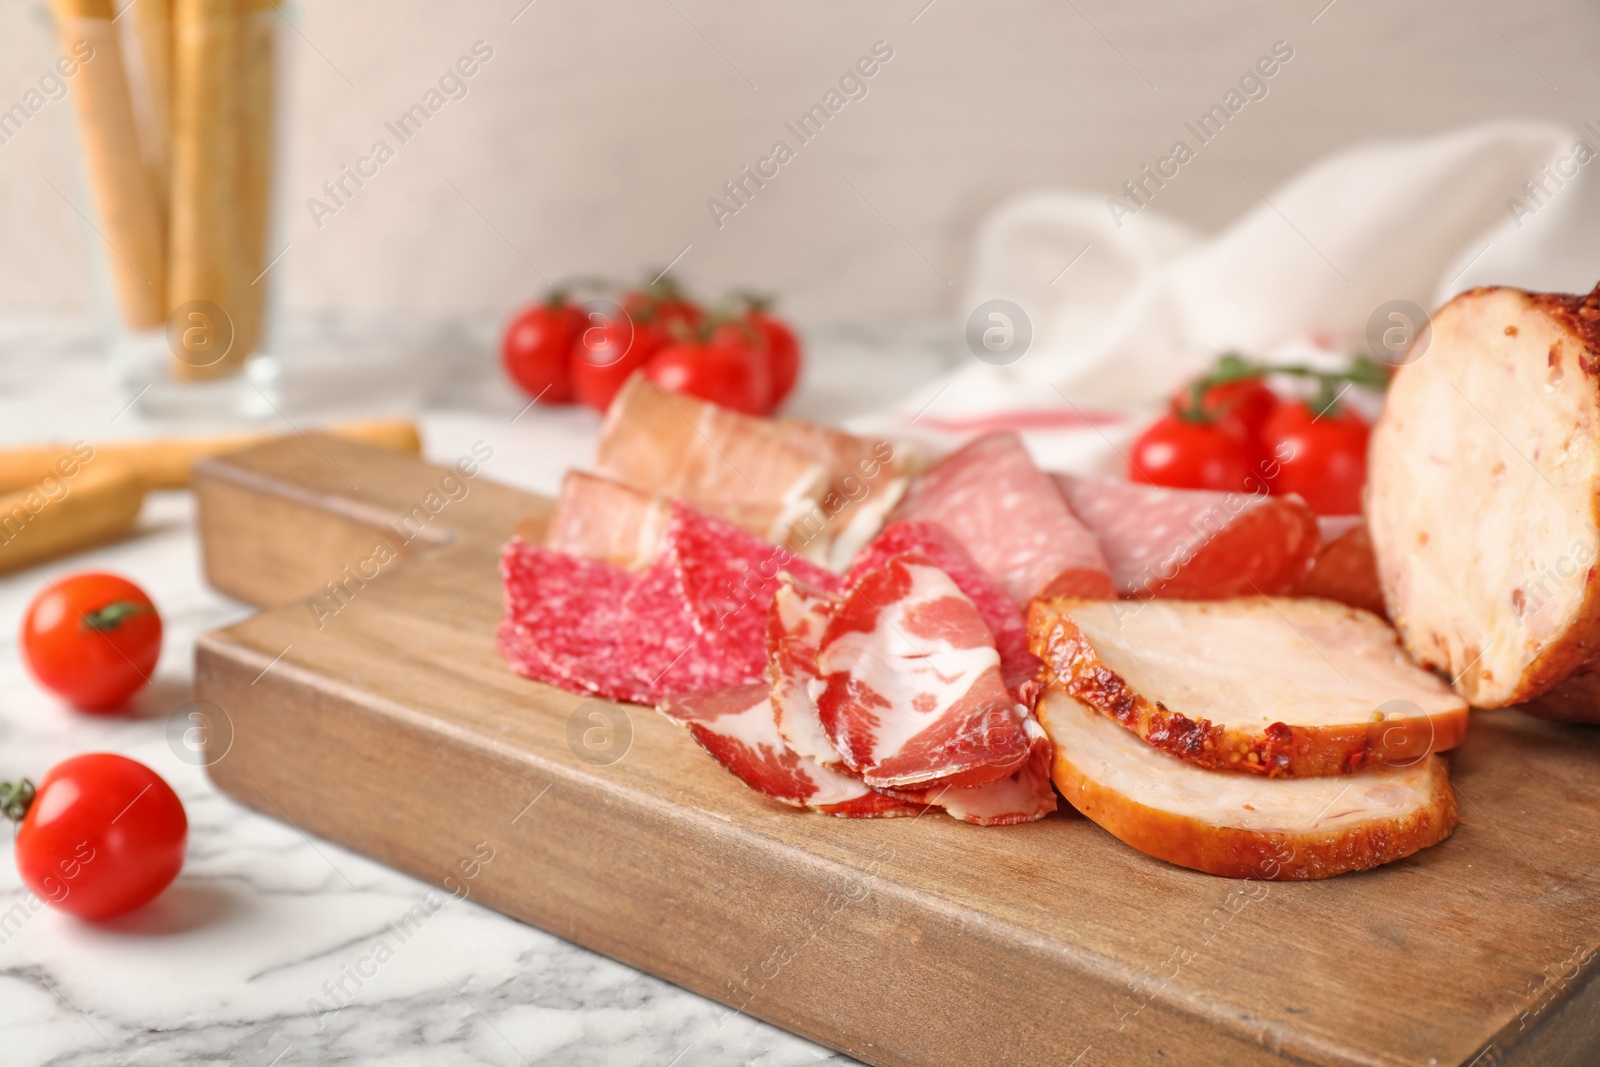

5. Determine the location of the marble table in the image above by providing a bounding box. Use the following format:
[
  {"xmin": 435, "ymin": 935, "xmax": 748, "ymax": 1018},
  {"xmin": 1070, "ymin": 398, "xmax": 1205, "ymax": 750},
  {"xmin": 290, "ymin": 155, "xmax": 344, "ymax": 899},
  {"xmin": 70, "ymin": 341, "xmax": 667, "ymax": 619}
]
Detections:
[{"xmin": 0, "ymin": 318, "xmax": 963, "ymax": 1066}]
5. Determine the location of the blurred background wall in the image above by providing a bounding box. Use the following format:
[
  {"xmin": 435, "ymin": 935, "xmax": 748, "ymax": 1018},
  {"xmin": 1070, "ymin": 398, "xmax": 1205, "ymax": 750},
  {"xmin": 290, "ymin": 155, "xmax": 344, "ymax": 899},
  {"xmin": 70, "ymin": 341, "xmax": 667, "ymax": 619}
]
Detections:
[{"xmin": 0, "ymin": 0, "xmax": 1595, "ymax": 331}]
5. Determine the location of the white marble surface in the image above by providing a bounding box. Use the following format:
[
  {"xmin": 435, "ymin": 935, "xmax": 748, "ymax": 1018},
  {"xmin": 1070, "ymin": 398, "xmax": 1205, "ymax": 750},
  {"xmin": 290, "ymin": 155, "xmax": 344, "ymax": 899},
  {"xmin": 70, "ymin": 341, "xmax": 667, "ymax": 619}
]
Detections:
[{"xmin": 0, "ymin": 321, "xmax": 963, "ymax": 1066}]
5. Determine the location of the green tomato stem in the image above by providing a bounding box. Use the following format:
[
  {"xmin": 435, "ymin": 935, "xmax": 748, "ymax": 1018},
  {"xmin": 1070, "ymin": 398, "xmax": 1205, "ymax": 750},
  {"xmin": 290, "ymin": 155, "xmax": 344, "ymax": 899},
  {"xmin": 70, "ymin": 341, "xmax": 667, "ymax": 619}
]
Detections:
[{"xmin": 0, "ymin": 779, "xmax": 35, "ymax": 824}]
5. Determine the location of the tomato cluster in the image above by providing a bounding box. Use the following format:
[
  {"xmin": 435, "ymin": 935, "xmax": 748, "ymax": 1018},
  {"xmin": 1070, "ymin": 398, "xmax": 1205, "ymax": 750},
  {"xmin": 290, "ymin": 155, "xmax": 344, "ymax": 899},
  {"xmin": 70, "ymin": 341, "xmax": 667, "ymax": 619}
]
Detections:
[
  {"xmin": 3, "ymin": 572, "xmax": 188, "ymax": 922},
  {"xmin": 502, "ymin": 276, "xmax": 801, "ymax": 417},
  {"xmin": 1128, "ymin": 355, "xmax": 1383, "ymax": 517}
]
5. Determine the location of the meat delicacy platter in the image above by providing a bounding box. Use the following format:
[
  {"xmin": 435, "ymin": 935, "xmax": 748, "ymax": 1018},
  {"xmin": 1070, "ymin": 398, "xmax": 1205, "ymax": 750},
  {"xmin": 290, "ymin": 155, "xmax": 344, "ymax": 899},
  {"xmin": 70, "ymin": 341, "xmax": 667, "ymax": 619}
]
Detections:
[{"xmin": 192, "ymin": 284, "xmax": 1600, "ymax": 1067}]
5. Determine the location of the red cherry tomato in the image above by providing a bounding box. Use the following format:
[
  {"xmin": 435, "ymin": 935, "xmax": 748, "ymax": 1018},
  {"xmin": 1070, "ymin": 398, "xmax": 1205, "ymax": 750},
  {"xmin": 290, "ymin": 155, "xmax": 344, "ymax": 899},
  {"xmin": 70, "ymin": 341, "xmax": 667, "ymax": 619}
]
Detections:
[
  {"xmin": 1179, "ymin": 376, "xmax": 1278, "ymax": 443},
  {"xmin": 502, "ymin": 300, "xmax": 584, "ymax": 403},
  {"xmin": 1261, "ymin": 400, "xmax": 1371, "ymax": 516},
  {"xmin": 1128, "ymin": 413, "xmax": 1256, "ymax": 493},
  {"xmin": 622, "ymin": 278, "xmax": 704, "ymax": 337},
  {"xmin": 571, "ymin": 314, "xmax": 669, "ymax": 413},
  {"xmin": 6, "ymin": 754, "xmax": 187, "ymax": 921},
  {"xmin": 22, "ymin": 573, "xmax": 161, "ymax": 713},
  {"xmin": 646, "ymin": 341, "xmax": 769, "ymax": 415},
  {"xmin": 713, "ymin": 312, "xmax": 802, "ymax": 413}
]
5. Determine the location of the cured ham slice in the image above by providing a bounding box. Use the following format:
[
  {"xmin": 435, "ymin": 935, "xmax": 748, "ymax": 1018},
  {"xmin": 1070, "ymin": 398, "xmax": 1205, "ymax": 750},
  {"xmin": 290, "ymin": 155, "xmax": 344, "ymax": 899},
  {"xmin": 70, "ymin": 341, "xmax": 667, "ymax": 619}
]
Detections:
[
  {"xmin": 596, "ymin": 376, "xmax": 832, "ymax": 551},
  {"xmin": 894, "ymin": 432, "xmax": 1113, "ymax": 604},
  {"xmin": 498, "ymin": 538, "xmax": 655, "ymax": 704},
  {"xmin": 1369, "ymin": 284, "xmax": 1600, "ymax": 708},
  {"xmin": 886, "ymin": 717, "xmax": 1057, "ymax": 826},
  {"xmin": 767, "ymin": 575, "xmax": 847, "ymax": 768},
  {"xmin": 625, "ymin": 502, "xmax": 841, "ymax": 698},
  {"xmin": 1292, "ymin": 516, "xmax": 1386, "ymax": 617},
  {"xmin": 1029, "ymin": 597, "xmax": 1470, "ymax": 777},
  {"xmin": 546, "ymin": 470, "xmax": 671, "ymax": 571},
  {"xmin": 1036, "ymin": 691, "xmax": 1458, "ymax": 880},
  {"xmin": 658, "ymin": 684, "xmax": 914, "ymax": 817},
  {"xmin": 1053, "ymin": 475, "xmax": 1318, "ymax": 599},
  {"xmin": 817, "ymin": 552, "xmax": 1033, "ymax": 789},
  {"xmin": 847, "ymin": 520, "xmax": 1039, "ymax": 695},
  {"xmin": 777, "ymin": 417, "xmax": 909, "ymax": 569}
]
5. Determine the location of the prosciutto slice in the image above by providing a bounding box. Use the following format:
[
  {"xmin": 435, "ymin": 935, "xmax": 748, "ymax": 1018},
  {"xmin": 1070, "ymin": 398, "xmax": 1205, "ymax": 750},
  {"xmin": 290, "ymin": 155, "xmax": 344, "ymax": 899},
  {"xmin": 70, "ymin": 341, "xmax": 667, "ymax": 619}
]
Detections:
[
  {"xmin": 767, "ymin": 575, "xmax": 847, "ymax": 768},
  {"xmin": 847, "ymin": 520, "xmax": 1039, "ymax": 695},
  {"xmin": 1054, "ymin": 474, "xmax": 1319, "ymax": 600},
  {"xmin": 894, "ymin": 432, "xmax": 1113, "ymax": 604},
  {"xmin": 817, "ymin": 552, "xmax": 1034, "ymax": 790},
  {"xmin": 886, "ymin": 717, "xmax": 1057, "ymax": 826},
  {"xmin": 545, "ymin": 470, "xmax": 671, "ymax": 571},
  {"xmin": 657, "ymin": 684, "xmax": 914, "ymax": 817}
]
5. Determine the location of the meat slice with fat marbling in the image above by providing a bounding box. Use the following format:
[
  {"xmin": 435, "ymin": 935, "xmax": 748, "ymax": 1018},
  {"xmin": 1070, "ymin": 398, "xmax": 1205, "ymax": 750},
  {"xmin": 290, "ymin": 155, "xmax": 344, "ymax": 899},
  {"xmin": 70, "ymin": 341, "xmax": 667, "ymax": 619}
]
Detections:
[
  {"xmin": 1368, "ymin": 284, "xmax": 1600, "ymax": 707},
  {"xmin": 817, "ymin": 552, "xmax": 1034, "ymax": 789},
  {"xmin": 894, "ymin": 432, "xmax": 1113, "ymax": 604},
  {"xmin": 767, "ymin": 574, "xmax": 848, "ymax": 768},
  {"xmin": 658, "ymin": 684, "xmax": 914, "ymax": 817},
  {"xmin": 1036, "ymin": 691, "xmax": 1458, "ymax": 879},
  {"xmin": 1029, "ymin": 597, "xmax": 1469, "ymax": 777},
  {"xmin": 884, "ymin": 717, "xmax": 1057, "ymax": 826},
  {"xmin": 1053, "ymin": 474, "xmax": 1318, "ymax": 599}
]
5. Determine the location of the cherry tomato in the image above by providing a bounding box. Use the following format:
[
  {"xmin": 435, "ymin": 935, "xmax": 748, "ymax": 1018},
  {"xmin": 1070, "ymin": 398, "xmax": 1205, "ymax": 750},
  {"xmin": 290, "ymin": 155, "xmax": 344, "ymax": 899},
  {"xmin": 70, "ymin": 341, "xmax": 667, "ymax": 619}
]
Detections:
[
  {"xmin": 1128, "ymin": 413, "xmax": 1256, "ymax": 493},
  {"xmin": 22, "ymin": 573, "xmax": 161, "ymax": 713},
  {"xmin": 713, "ymin": 311, "xmax": 802, "ymax": 413},
  {"xmin": 622, "ymin": 277, "xmax": 704, "ymax": 337},
  {"xmin": 571, "ymin": 314, "xmax": 669, "ymax": 413},
  {"xmin": 646, "ymin": 341, "xmax": 770, "ymax": 415},
  {"xmin": 1261, "ymin": 400, "xmax": 1371, "ymax": 516},
  {"xmin": 1179, "ymin": 376, "xmax": 1278, "ymax": 443},
  {"xmin": 4, "ymin": 754, "xmax": 186, "ymax": 921},
  {"xmin": 502, "ymin": 299, "xmax": 585, "ymax": 403}
]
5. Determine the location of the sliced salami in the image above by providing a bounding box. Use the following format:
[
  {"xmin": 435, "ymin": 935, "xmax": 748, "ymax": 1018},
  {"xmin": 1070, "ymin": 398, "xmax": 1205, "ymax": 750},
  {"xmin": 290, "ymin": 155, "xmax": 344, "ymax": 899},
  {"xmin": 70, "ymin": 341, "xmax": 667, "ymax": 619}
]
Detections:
[
  {"xmin": 817, "ymin": 552, "xmax": 1033, "ymax": 790},
  {"xmin": 894, "ymin": 432, "xmax": 1113, "ymax": 605},
  {"xmin": 657, "ymin": 684, "xmax": 916, "ymax": 817},
  {"xmin": 767, "ymin": 575, "xmax": 847, "ymax": 768},
  {"xmin": 498, "ymin": 538, "xmax": 654, "ymax": 704},
  {"xmin": 1292, "ymin": 516, "xmax": 1386, "ymax": 617},
  {"xmin": 847, "ymin": 520, "xmax": 1040, "ymax": 696},
  {"xmin": 546, "ymin": 470, "xmax": 670, "ymax": 571},
  {"xmin": 1053, "ymin": 474, "xmax": 1318, "ymax": 599},
  {"xmin": 627, "ymin": 502, "xmax": 842, "ymax": 698},
  {"xmin": 886, "ymin": 717, "xmax": 1057, "ymax": 826}
]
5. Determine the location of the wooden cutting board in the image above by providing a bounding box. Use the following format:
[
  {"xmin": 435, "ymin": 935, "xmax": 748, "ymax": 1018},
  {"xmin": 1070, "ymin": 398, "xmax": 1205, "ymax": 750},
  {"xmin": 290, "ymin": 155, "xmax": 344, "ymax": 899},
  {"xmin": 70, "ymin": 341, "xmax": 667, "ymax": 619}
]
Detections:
[{"xmin": 191, "ymin": 434, "xmax": 1600, "ymax": 1067}]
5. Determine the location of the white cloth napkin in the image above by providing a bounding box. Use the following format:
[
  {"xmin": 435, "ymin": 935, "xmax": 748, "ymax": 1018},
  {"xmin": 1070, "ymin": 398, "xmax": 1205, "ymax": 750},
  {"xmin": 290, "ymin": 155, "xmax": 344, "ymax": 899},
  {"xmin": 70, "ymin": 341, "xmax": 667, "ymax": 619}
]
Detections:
[{"xmin": 867, "ymin": 121, "xmax": 1599, "ymax": 474}]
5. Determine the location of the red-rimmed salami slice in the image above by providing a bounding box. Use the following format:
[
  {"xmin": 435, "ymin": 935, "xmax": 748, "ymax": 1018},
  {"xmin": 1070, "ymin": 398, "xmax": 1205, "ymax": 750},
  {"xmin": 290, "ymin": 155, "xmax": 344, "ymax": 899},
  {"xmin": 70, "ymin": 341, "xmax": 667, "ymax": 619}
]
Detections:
[
  {"xmin": 817, "ymin": 552, "xmax": 1033, "ymax": 790},
  {"xmin": 894, "ymin": 432, "xmax": 1113, "ymax": 604},
  {"xmin": 847, "ymin": 520, "xmax": 1040, "ymax": 696},
  {"xmin": 767, "ymin": 575, "xmax": 846, "ymax": 768},
  {"xmin": 658, "ymin": 684, "xmax": 916, "ymax": 817},
  {"xmin": 626, "ymin": 503, "xmax": 843, "ymax": 698},
  {"xmin": 1293, "ymin": 515, "xmax": 1386, "ymax": 617},
  {"xmin": 886, "ymin": 717, "xmax": 1057, "ymax": 826},
  {"xmin": 498, "ymin": 537, "xmax": 654, "ymax": 704},
  {"xmin": 1053, "ymin": 474, "xmax": 1318, "ymax": 599}
]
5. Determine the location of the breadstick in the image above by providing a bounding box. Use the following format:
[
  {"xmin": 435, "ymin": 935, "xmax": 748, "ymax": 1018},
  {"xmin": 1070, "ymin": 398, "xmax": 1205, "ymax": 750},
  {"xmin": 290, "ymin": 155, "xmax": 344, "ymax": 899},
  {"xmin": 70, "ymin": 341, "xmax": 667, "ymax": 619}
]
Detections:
[
  {"xmin": 129, "ymin": 0, "xmax": 173, "ymax": 201},
  {"xmin": 232, "ymin": 0, "xmax": 277, "ymax": 363},
  {"xmin": 0, "ymin": 463, "xmax": 146, "ymax": 575},
  {"xmin": 50, "ymin": 0, "xmax": 166, "ymax": 330},
  {"xmin": 168, "ymin": 0, "xmax": 241, "ymax": 379},
  {"xmin": 0, "ymin": 418, "xmax": 423, "ymax": 493}
]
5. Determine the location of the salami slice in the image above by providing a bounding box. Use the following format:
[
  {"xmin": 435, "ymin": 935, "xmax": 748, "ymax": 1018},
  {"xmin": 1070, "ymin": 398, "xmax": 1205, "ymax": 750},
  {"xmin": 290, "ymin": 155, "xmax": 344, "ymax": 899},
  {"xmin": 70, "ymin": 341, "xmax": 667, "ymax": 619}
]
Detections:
[
  {"xmin": 1292, "ymin": 516, "xmax": 1386, "ymax": 617},
  {"xmin": 546, "ymin": 470, "xmax": 670, "ymax": 571},
  {"xmin": 1053, "ymin": 475, "xmax": 1318, "ymax": 599},
  {"xmin": 626, "ymin": 502, "xmax": 842, "ymax": 698},
  {"xmin": 817, "ymin": 552, "xmax": 1033, "ymax": 790},
  {"xmin": 767, "ymin": 575, "xmax": 847, "ymax": 768},
  {"xmin": 886, "ymin": 717, "xmax": 1057, "ymax": 826},
  {"xmin": 498, "ymin": 538, "xmax": 654, "ymax": 704},
  {"xmin": 657, "ymin": 684, "xmax": 916, "ymax": 817},
  {"xmin": 894, "ymin": 432, "xmax": 1113, "ymax": 604},
  {"xmin": 847, "ymin": 520, "xmax": 1040, "ymax": 696}
]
